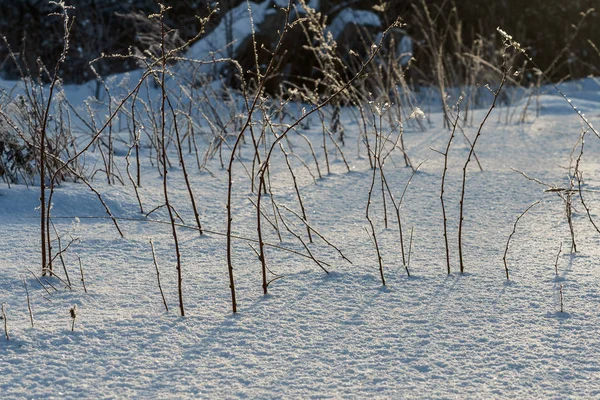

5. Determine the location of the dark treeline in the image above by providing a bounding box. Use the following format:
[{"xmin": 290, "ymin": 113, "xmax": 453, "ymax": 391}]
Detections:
[{"xmin": 0, "ymin": 0, "xmax": 598, "ymax": 86}]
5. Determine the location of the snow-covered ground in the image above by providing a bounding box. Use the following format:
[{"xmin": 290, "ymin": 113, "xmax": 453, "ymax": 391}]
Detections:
[{"xmin": 1, "ymin": 71, "xmax": 600, "ymax": 399}]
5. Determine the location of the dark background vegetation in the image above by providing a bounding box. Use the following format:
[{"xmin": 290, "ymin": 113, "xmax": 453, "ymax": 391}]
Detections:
[{"xmin": 1, "ymin": 0, "xmax": 598, "ymax": 86}]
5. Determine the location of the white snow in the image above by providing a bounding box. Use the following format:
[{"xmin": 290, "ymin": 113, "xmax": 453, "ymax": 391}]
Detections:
[{"xmin": 2, "ymin": 3, "xmax": 600, "ymax": 397}]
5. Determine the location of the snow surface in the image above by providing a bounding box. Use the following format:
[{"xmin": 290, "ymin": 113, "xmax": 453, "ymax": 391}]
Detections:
[{"xmin": 1, "ymin": 72, "xmax": 600, "ymax": 399}]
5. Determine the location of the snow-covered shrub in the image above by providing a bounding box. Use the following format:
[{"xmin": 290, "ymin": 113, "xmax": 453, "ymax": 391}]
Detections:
[
  {"xmin": 0, "ymin": 117, "xmax": 35, "ymax": 185},
  {"xmin": 0, "ymin": 91, "xmax": 78, "ymax": 186}
]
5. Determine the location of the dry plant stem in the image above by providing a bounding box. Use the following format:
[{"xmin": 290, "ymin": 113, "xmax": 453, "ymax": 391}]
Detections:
[
  {"xmin": 150, "ymin": 239, "xmax": 169, "ymax": 312},
  {"xmin": 248, "ymin": 245, "xmax": 285, "ymax": 287},
  {"xmin": 126, "ymin": 93, "xmax": 144, "ymax": 213},
  {"xmin": 125, "ymin": 139, "xmax": 145, "ymax": 214},
  {"xmin": 378, "ymin": 144, "xmax": 388, "ymax": 229},
  {"xmin": 77, "ymin": 255, "xmax": 87, "ymax": 293},
  {"xmin": 407, "ymin": 226, "xmax": 414, "ymax": 275},
  {"xmin": 70, "ymin": 306, "xmax": 77, "ymax": 332},
  {"xmin": 357, "ymin": 104, "xmax": 374, "ymax": 169},
  {"xmin": 50, "ymin": 222, "xmax": 73, "ymax": 289},
  {"xmin": 27, "ymin": 269, "xmax": 52, "ymax": 296},
  {"xmin": 226, "ymin": 1, "xmax": 295, "ymax": 311},
  {"xmin": 559, "ymin": 284, "xmax": 564, "ymax": 313},
  {"xmin": 413, "ymin": 0, "xmax": 451, "ymax": 129},
  {"xmin": 248, "ymin": 197, "xmax": 280, "ymax": 236},
  {"xmin": 366, "ymin": 150, "xmax": 385, "ymax": 285},
  {"xmin": 39, "ymin": 4, "xmax": 73, "ymax": 276},
  {"xmin": 555, "ymin": 242, "xmax": 563, "ymax": 276},
  {"xmin": 273, "ymin": 206, "xmax": 330, "ymax": 274},
  {"xmin": 564, "ymin": 131, "xmax": 587, "ymax": 252},
  {"xmin": 510, "ymin": 167, "xmax": 552, "ymax": 188},
  {"xmin": 256, "ymin": 175, "xmax": 271, "ymax": 294},
  {"xmin": 1, "ymin": 304, "xmax": 8, "ymax": 340},
  {"xmin": 279, "ymin": 204, "xmax": 352, "ymax": 264},
  {"xmin": 511, "ymin": 167, "xmax": 584, "ymax": 252},
  {"xmin": 287, "ymin": 150, "xmax": 317, "ymax": 184},
  {"xmin": 320, "ymin": 113, "xmax": 331, "ymax": 175},
  {"xmin": 46, "ymin": 182, "xmax": 54, "ymax": 275},
  {"xmin": 441, "ymin": 103, "xmax": 461, "ymax": 274},
  {"xmin": 91, "ymin": 73, "xmax": 115, "ymax": 184},
  {"xmin": 133, "ymin": 93, "xmax": 142, "ymax": 188},
  {"xmin": 455, "ymin": 124, "xmax": 483, "ymax": 172},
  {"xmin": 577, "ymin": 173, "xmax": 600, "ymax": 235},
  {"xmin": 295, "ymin": 131, "xmax": 322, "ymax": 179},
  {"xmin": 389, "ymin": 105, "xmax": 412, "ymax": 169},
  {"xmin": 255, "ymin": 25, "xmax": 399, "ymax": 288},
  {"xmin": 279, "ymin": 143, "xmax": 313, "ymax": 243},
  {"xmin": 565, "ymin": 193, "xmax": 576, "ymax": 253},
  {"xmin": 377, "ymin": 157, "xmax": 408, "ymax": 267},
  {"xmin": 379, "ymin": 159, "xmax": 427, "ymax": 269},
  {"xmin": 165, "ymin": 96, "xmax": 203, "ymax": 235},
  {"xmin": 564, "ymin": 151, "xmax": 579, "ymax": 253},
  {"xmin": 324, "ymin": 124, "xmax": 350, "ymax": 172},
  {"xmin": 458, "ymin": 73, "xmax": 507, "ymax": 273},
  {"xmin": 46, "ymin": 268, "xmax": 71, "ymax": 290},
  {"xmin": 52, "ymin": 214, "xmax": 321, "ymax": 262},
  {"xmin": 23, "ymin": 279, "xmax": 34, "ymax": 328},
  {"xmin": 542, "ymin": 9, "xmax": 593, "ymax": 78},
  {"xmin": 145, "ymin": 204, "xmax": 185, "ymax": 224},
  {"xmin": 364, "ymin": 106, "xmax": 386, "ymax": 283},
  {"xmin": 269, "ymin": 193, "xmax": 284, "ymax": 243},
  {"xmin": 44, "ymin": 278, "xmax": 59, "ymax": 292},
  {"xmin": 379, "ymin": 167, "xmax": 406, "ymax": 266},
  {"xmin": 503, "ymin": 200, "xmax": 541, "ymax": 280},
  {"xmin": 156, "ymin": 6, "xmax": 184, "ymax": 316}
]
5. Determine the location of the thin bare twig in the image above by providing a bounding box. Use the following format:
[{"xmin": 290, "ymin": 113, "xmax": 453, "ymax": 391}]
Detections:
[
  {"xmin": 77, "ymin": 255, "xmax": 88, "ymax": 293},
  {"xmin": 150, "ymin": 239, "xmax": 169, "ymax": 312},
  {"xmin": 459, "ymin": 73, "xmax": 507, "ymax": 273},
  {"xmin": 1, "ymin": 303, "xmax": 8, "ymax": 340},
  {"xmin": 440, "ymin": 100, "xmax": 461, "ymax": 274},
  {"xmin": 23, "ymin": 279, "xmax": 34, "ymax": 328},
  {"xmin": 554, "ymin": 242, "xmax": 563, "ymax": 276},
  {"xmin": 503, "ymin": 200, "xmax": 541, "ymax": 280}
]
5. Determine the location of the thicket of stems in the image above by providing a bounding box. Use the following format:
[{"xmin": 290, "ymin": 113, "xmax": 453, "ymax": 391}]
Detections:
[{"xmin": 0, "ymin": 0, "xmax": 598, "ymax": 325}]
